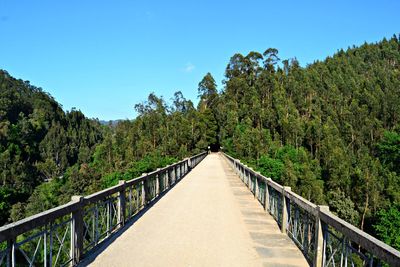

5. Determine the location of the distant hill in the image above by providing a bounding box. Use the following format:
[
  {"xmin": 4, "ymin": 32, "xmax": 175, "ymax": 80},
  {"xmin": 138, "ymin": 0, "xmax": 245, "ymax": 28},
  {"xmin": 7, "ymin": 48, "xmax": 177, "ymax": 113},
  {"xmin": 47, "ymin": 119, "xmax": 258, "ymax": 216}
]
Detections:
[
  {"xmin": 99, "ymin": 119, "xmax": 123, "ymax": 126},
  {"xmin": 0, "ymin": 70, "xmax": 103, "ymax": 225}
]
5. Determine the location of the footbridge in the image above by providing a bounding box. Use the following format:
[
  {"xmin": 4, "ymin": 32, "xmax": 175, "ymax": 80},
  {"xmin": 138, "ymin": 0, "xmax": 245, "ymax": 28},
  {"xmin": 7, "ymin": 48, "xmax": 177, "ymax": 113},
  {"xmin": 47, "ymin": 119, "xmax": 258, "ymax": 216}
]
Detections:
[{"xmin": 0, "ymin": 153, "xmax": 399, "ymax": 266}]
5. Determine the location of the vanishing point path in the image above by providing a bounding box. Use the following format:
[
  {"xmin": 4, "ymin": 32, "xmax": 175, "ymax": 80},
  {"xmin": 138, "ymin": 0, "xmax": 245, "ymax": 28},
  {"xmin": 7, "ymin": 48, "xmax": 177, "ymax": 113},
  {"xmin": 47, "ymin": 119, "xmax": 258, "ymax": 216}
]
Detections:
[{"xmin": 84, "ymin": 153, "xmax": 309, "ymax": 267}]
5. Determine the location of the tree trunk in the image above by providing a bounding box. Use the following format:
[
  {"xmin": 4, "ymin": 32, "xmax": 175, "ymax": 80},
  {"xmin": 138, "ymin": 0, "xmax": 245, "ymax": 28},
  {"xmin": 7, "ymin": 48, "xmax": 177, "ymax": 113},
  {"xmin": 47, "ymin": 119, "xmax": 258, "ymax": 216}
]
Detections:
[{"xmin": 360, "ymin": 193, "xmax": 369, "ymax": 231}]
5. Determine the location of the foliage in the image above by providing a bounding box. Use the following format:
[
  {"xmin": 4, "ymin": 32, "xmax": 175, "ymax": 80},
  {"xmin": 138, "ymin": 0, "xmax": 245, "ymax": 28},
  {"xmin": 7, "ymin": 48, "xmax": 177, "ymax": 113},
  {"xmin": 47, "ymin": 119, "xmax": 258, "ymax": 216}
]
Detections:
[
  {"xmin": 100, "ymin": 153, "xmax": 177, "ymax": 188},
  {"xmin": 373, "ymin": 205, "xmax": 400, "ymax": 250},
  {"xmin": 327, "ymin": 190, "xmax": 359, "ymax": 225},
  {"xmin": 256, "ymin": 155, "xmax": 284, "ymax": 181},
  {"xmin": 377, "ymin": 130, "xmax": 400, "ymax": 173}
]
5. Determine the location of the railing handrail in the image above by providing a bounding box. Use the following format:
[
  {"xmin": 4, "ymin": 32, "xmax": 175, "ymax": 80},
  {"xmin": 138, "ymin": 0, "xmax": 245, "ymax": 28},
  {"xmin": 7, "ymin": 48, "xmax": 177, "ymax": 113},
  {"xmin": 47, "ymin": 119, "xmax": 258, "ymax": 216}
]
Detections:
[
  {"xmin": 0, "ymin": 200, "xmax": 80, "ymax": 242},
  {"xmin": 222, "ymin": 152, "xmax": 400, "ymax": 266},
  {"xmin": 319, "ymin": 209, "xmax": 400, "ymax": 264},
  {"xmin": 0, "ymin": 151, "xmax": 207, "ymax": 244}
]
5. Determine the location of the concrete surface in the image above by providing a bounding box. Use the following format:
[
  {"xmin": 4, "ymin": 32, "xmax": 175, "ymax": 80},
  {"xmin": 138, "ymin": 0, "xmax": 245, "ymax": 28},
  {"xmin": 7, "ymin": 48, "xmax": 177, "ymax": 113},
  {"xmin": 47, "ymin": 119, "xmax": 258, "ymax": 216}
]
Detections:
[{"xmin": 85, "ymin": 153, "xmax": 309, "ymax": 267}]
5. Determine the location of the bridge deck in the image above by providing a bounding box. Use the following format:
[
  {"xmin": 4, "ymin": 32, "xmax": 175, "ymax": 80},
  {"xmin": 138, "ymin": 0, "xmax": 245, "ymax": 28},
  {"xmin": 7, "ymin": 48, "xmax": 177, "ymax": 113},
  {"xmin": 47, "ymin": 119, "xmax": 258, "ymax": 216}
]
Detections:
[{"xmin": 84, "ymin": 154, "xmax": 309, "ymax": 267}]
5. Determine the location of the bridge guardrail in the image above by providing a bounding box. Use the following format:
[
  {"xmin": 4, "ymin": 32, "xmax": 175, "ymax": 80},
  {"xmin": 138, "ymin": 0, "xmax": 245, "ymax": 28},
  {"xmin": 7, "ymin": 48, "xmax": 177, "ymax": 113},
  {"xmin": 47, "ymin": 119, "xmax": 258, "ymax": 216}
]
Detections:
[
  {"xmin": 222, "ymin": 153, "xmax": 400, "ymax": 267},
  {"xmin": 0, "ymin": 151, "xmax": 207, "ymax": 266}
]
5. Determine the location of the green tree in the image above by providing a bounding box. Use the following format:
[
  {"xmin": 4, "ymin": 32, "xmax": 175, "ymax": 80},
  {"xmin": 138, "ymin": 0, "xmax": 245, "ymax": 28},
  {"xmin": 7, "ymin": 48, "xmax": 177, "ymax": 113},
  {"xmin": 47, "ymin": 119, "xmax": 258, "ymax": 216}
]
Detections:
[
  {"xmin": 373, "ymin": 205, "xmax": 400, "ymax": 250},
  {"xmin": 377, "ymin": 130, "xmax": 400, "ymax": 173}
]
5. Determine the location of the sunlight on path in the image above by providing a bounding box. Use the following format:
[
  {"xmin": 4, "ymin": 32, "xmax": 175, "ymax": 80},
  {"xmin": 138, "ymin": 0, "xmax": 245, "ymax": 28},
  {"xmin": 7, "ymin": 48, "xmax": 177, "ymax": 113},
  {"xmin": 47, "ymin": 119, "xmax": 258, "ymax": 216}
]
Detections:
[{"xmin": 85, "ymin": 154, "xmax": 309, "ymax": 267}]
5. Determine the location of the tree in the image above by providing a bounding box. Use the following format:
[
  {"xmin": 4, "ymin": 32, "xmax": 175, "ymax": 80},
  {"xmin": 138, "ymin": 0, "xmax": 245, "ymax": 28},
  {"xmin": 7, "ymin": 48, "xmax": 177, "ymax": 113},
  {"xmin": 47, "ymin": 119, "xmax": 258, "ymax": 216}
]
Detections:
[
  {"xmin": 327, "ymin": 190, "xmax": 359, "ymax": 225},
  {"xmin": 198, "ymin": 73, "xmax": 218, "ymax": 110},
  {"xmin": 377, "ymin": 130, "xmax": 400, "ymax": 173},
  {"xmin": 373, "ymin": 205, "xmax": 400, "ymax": 250},
  {"xmin": 263, "ymin": 48, "xmax": 280, "ymax": 72}
]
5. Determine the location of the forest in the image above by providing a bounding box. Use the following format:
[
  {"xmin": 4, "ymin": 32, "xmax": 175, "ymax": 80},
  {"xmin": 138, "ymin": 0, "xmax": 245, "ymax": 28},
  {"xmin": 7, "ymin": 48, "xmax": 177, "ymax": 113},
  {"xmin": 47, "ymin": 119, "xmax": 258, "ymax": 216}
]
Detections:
[{"xmin": 0, "ymin": 35, "xmax": 399, "ymax": 250}]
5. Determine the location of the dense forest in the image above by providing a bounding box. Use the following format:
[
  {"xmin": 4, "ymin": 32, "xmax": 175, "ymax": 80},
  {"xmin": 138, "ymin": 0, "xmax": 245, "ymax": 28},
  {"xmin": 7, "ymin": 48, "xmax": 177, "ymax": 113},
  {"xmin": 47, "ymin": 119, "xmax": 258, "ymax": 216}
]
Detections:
[
  {"xmin": 216, "ymin": 36, "xmax": 400, "ymax": 249},
  {"xmin": 0, "ymin": 70, "xmax": 214, "ymax": 225},
  {"xmin": 1, "ymin": 35, "xmax": 399, "ymax": 250}
]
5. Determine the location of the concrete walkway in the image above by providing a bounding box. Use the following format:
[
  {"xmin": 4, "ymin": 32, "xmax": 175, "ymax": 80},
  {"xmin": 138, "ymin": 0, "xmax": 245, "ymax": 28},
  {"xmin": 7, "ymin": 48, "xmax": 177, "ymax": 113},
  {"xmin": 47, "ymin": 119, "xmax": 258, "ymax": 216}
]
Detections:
[{"xmin": 86, "ymin": 154, "xmax": 309, "ymax": 267}]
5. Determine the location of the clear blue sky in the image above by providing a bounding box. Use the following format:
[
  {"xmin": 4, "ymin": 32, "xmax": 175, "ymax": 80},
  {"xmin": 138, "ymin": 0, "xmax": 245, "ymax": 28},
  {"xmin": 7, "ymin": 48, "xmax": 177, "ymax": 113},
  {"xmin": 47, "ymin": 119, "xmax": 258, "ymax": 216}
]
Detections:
[{"xmin": 0, "ymin": 1, "xmax": 399, "ymax": 120}]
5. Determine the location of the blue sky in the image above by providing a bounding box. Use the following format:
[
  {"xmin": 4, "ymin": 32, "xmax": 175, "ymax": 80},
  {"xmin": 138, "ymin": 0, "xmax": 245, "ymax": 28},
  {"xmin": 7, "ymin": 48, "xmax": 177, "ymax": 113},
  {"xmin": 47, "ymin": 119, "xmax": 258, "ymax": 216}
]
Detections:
[{"xmin": 0, "ymin": 1, "xmax": 399, "ymax": 120}]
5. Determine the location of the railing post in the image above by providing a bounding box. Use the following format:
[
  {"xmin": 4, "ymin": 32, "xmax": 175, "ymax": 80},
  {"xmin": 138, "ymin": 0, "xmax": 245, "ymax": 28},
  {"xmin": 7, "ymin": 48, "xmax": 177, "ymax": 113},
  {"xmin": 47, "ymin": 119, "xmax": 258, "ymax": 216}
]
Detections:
[
  {"xmin": 265, "ymin": 178, "xmax": 271, "ymax": 212},
  {"xmin": 167, "ymin": 167, "xmax": 171, "ymax": 188},
  {"xmin": 118, "ymin": 180, "xmax": 126, "ymax": 227},
  {"xmin": 141, "ymin": 174, "xmax": 147, "ymax": 206},
  {"xmin": 281, "ymin": 187, "xmax": 291, "ymax": 234},
  {"xmin": 244, "ymin": 165, "xmax": 249, "ymax": 187},
  {"xmin": 181, "ymin": 162, "xmax": 184, "ymax": 176},
  {"xmin": 246, "ymin": 168, "xmax": 250, "ymax": 189},
  {"xmin": 11, "ymin": 239, "xmax": 16, "ymax": 267},
  {"xmin": 254, "ymin": 174, "xmax": 260, "ymax": 199},
  {"xmin": 254, "ymin": 175, "xmax": 259, "ymax": 199},
  {"xmin": 106, "ymin": 199, "xmax": 111, "ymax": 236},
  {"xmin": 250, "ymin": 172, "xmax": 253, "ymax": 190},
  {"xmin": 249, "ymin": 170, "xmax": 252, "ymax": 189},
  {"xmin": 165, "ymin": 166, "xmax": 170, "ymax": 189},
  {"xmin": 314, "ymin": 205, "xmax": 329, "ymax": 267},
  {"xmin": 235, "ymin": 159, "xmax": 238, "ymax": 173},
  {"xmin": 165, "ymin": 169, "xmax": 169, "ymax": 190},
  {"xmin": 6, "ymin": 238, "xmax": 14, "ymax": 267},
  {"xmin": 236, "ymin": 160, "xmax": 241, "ymax": 179},
  {"xmin": 174, "ymin": 165, "xmax": 178, "ymax": 181},
  {"xmin": 163, "ymin": 169, "xmax": 166, "ymax": 191},
  {"xmin": 172, "ymin": 167, "xmax": 175, "ymax": 185},
  {"xmin": 155, "ymin": 169, "xmax": 161, "ymax": 197},
  {"xmin": 160, "ymin": 169, "xmax": 163, "ymax": 192},
  {"xmin": 71, "ymin": 195, "xmax": 84, "ymax": 265},
  {"xmin": 303, "ymin": 213, "xmax": 310, "ymax": 258}
]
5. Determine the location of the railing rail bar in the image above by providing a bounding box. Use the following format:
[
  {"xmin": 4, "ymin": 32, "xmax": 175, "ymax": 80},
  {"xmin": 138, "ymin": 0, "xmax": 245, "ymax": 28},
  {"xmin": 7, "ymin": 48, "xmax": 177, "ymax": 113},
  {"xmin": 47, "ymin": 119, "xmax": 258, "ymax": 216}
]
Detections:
[{"xmin": 284, "ymin": 190, "xmax": 318, "ymax": 216}]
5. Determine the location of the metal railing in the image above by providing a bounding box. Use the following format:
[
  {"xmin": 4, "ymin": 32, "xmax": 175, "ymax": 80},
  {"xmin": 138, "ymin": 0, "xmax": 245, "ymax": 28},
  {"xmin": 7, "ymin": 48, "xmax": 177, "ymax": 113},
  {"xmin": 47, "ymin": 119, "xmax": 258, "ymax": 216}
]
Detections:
[
  {"xmin": 0, "ymin": 152, "xmax": 207, "ymax": 266},
  {"xmin": 223, "ymin": 153, "xmax": 400, "ymax": 267}
]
